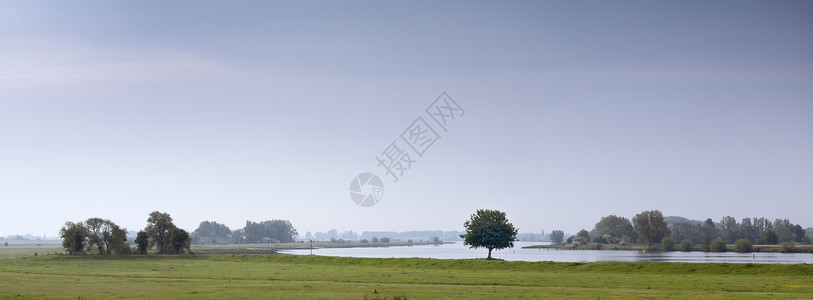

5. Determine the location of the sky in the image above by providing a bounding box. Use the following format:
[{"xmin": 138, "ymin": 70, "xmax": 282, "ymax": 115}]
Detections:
[{"xmin": 1, "ymin": 1, "xmax": 812, "ymax": 238}]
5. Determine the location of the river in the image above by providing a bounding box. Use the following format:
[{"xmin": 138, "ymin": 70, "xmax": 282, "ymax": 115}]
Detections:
[{"xmin": 279, "ymin": 241, "xmax": 813, "ymax": 264}]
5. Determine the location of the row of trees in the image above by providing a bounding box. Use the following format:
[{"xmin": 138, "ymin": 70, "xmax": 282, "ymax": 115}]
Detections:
[
  {"xmin": 559, "ymin": 210, "xmax": 810, "ymax": 249},
  {"xmin": 60, "ymin": 218, "xmax": 128, "ymax": 255},
  {"xmin": 191, "ymin": 220, "xmax": 298, "ymax": 245},
  {"xmin": 59, "ymin": 211, "xmax": 191, "ymax": 255}
]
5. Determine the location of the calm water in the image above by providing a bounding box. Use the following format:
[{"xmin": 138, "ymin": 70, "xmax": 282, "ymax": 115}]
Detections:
[{"xmin": 280, "ymin": 241, "xmax": 813, "ymax": 264}]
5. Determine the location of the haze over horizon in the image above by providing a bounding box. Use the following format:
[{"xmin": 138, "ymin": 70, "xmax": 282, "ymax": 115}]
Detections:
[{"xmin": 2, "ymin": 1, "xmax": 812, "ymax": 238}]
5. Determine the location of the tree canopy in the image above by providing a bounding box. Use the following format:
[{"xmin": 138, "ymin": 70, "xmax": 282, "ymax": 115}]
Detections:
[
  {"xmin": 233, "ymin": 220, "xmax": 298, "ymax": 244},
  {"xmin": 549, "ymin": 230, "xmax": 565, "ymax": 244},
  {"xmin": 594, "ymin": 215, "xmax": 635, "ymax": 242},
  {"xmin": 460, "ymin": 209, "xmax": 518, "ymax": 259},
  {"xmin": 145, "ymin": 211, "xmax": 189, "ymax": 254},
  {"xmin": 59, "ymin": 221, "xmax": 88, "ymax": 255},
  {"xmin": 633, "ymin": 210, "xmax": 671, "ymax": 246},
  {"xmin": 192, "ymin": 221, "xmax": 232, "ymax": 245},
  {"xmin": 59, "ymin": 218, "xmax": 127, "ymax": 255}
]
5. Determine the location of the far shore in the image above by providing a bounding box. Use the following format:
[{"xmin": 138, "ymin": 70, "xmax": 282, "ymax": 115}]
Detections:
[{"xmin": 523, "ymin": 243, "xmax": 813, "ymax": 253}]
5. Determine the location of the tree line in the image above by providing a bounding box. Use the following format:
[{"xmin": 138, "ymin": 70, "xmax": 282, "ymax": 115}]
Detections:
[
  {"xmin": 60, "ymin": 211, "xmax": 190, "ymax": 255},
  {"xmin": 550, "ymin": 210, "xmax": 811, "ymax": 250},
  {"xmin": 191, "ymin": 220, "xmax": 298, "ymax": 245},
  {"xmin": 60, "ymin": 213, "xmax": 300, "ymax": 254}
]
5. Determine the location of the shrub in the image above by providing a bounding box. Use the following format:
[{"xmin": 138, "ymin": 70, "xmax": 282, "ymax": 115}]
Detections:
[
  {"xmin": 701, "ymin": 237, "xmax": 711, "ymax": 252},
  {"xmin": 781, "ymin": 241, "xmax": 796, "ymax": 253},
  {"xmin": 709, "ymin": 238, "xmax": 727, "ymax": 252},
  {"xmin": 734, "ymin": 239, "xmax": 753, "ymax": 253},
  {"xmin": 679, "ymin": 239, "xmax": 693, "ymax": 252},
  {"xmin": 661, "ymin": 237, "xmax": 676, "ymax": 251}
]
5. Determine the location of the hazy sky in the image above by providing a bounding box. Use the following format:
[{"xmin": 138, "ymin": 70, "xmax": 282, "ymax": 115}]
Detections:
[{"xmin": 2, "ymin": 1, "xmax": 812, "ymax": 238}]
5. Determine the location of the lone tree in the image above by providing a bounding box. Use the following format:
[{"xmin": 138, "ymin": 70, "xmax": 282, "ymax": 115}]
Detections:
[{"xmin": 460, "ymin": 209, "xmax": 518, "ymax": 259}]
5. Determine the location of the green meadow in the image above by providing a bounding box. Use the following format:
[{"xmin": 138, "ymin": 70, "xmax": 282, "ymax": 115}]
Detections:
[{"xmin": 1, "ymin": 254, "xmax": 811, "ymax": 299}]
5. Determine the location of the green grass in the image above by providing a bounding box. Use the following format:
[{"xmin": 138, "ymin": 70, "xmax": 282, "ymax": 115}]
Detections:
[
  {"xmin": 0, "ymin": 241, "xmax": 62, "ymax": 259},
  {"xmin": 0, "ymin": 254, "xmax": 811, "ymax": 299}
]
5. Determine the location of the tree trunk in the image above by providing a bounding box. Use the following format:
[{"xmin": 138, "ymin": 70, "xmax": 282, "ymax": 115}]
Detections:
[{"xmin": 488, "ymin": 247, "xmax": 493, "ymax": 259}]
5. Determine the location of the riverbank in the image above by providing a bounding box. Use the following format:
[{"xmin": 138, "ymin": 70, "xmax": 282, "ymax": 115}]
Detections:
[{"xmin": 523, "ymin": 243, "xmax": 813, "ymax": 253}]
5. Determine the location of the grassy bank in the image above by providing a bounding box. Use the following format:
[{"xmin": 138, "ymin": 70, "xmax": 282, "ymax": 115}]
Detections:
[{"xmin": 1, "ymin": 254, "xmax": 811, "ymax": 299}]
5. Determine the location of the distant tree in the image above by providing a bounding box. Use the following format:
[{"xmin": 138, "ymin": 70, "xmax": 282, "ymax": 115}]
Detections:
[
  {"xmin": 146, "ymin": 211, "xmax": 176, "ymax": 254},
  {"xmin": 594, "ymin": 215, "xmax": 635, "ymax": 242},
  {"xmin": 192, "ymin": 221, "xmax": 231, "ymax": 245},
  {"xmin": 460, "ymin": 209, "xmax": 518, "ymax": 259},
  {"xmin": 633, "ymin": 210, "xmax": 671, "ymax": 246},
  {"xmin": 432, "ymin": 236, "xmax": 441, "ymax": 244},
  {"xmin": 135, "ymin": 231, "xmax": 149, "ymax": 254},
  {"xmin": 670, "ymin": 223, "xmax": 703, "ymax": 244},
  {"xmin": 709, "ymin": 238, "xmax": 727, "ymax": 252},
  {"xmin": 60, "ymin": 221, "xmax": 88, "ymax": 255},
  {"xmin": 360, "ymin": 239, "xmax": 369, "ymax": 243},
  {"xmin": 781, "ymin": 241, "xmax": 796, "ymax": 253},
  {"xmin": 241, "ymin": 220, "xmax": 298, "ymax": 244},
  {"xmin": 719, "ymin": 216, "xmax": 739, "ymax": 244},
  {"xmin": 380, "ymin": 237, "xmax": 390, "ymax": 243},
  {"xmin": 3, "ymin": 242, "xmax": 7, "ymax": 247},
  {"xmin": 701, "ymin": 218, "xmax": 718, "ymax": 240},
  {"xmin": 773, "ymin": 219, "xmax": 796, "ymax": 243},
  {"xmin": 701, "ymin": 237, "xmax": 711, "ymax": 252},
  {"xmin": 85, "ymin": 218, "xmax": 107, "ymax": 254},
  {"xmin": 738, "ymin": 218, "xmax": 756, "ymax": 242},
  {"xmin": 760, "ymin": 229, "xmax": 778, "ymax": 245},
  {"xmin": 576, "ymin": 229, "xmax": 589, "ymax": 239},
  {"xmin": 661, "ymin": 237, "xmax": 676, "ymax": 251},
  {"xmin": 371, "ymin": 237, "xmax": 379, "ymax": 243},
  {"xmin": 549, "ymin": 230, "xmax": 565, "ymax": 244},
  {"xmin": 170, "ymin": 228, "xmax": 191, "ymax": 254},
  {"xmin": 734, "ymin": 239, "xmax": 753, "ymax": 253},
  {"xmin": 84, "ymin": 218, "xmax": 128, "ymax": 255},
  {"xmin": 231, "ymin": 229, "xmax": 245, "ymax": 244},
  {"xmin": 792, "ymin": 225, "xmax": 805, "ymax": 243},
  {"xmin": 679, "ymin": 239, "xmax": 693, "ymax": 252}
]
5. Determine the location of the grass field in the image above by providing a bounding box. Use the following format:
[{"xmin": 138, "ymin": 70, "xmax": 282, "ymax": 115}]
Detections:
[{"xmin": 1, "ymin": 254, "xmax": 812, "ymax": 299}]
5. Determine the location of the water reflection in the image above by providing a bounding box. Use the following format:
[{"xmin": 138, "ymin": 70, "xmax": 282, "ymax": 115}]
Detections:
[{"xmin": 280, "ymin": 241, "xmax": 813, "ymax": 264}]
